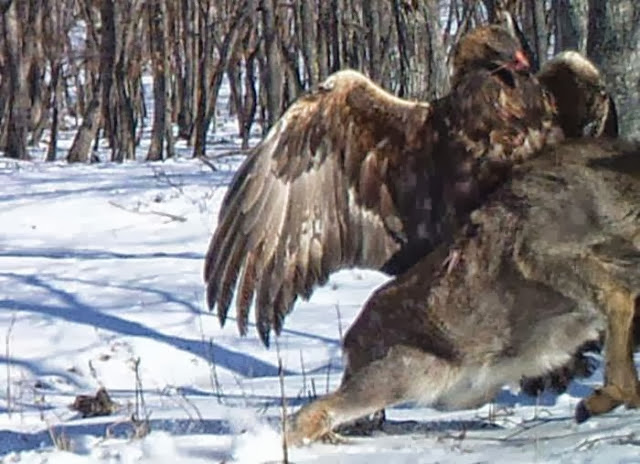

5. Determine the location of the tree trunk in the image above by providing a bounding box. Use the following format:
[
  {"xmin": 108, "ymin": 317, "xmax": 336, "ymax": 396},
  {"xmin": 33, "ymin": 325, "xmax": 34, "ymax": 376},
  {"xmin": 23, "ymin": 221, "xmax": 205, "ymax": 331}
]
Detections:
[
  {"xmin": 2, "ymin": 2, "xmax": 30, "ymax": 159},
  {"xmin": 362, "ymin": 0, "xmax": 381, "ymax": 80},
  {"xmin": 67, "ymin": 96, "xmax": 101, "ymax": 163},
  {"xmin": 299, "ymin": 1, "xmax": 318, "ymax": 86},
  {"xmin": 553, "ymin": 0, "xmax": 587, "ymax": 53},
  {"xmin": 46, "ymin": 61, "xmax": 62, "ymax": 162},
  {"xmin": 237, "ymin": 24, "xmax": 259, "ymax": 149},
  {"xmin": 391, "ymin": 0, "xmax": 409, "ymax": 97},
  {"xmin": 112, "ymin": 1, "xmax": 144, "ymax": 162},
  {"xmin": 518, "ymin": 0, "xmax": 549, "ymax": 70},
  {"xmin": 328, "ymin": 0, "xmax": 341, "ymax": 73},
  {"xmin": 26, "ymin": 0, "xmax": 45, "ymax": 145},
  {"xmin": 192, "ymin": 0, "xmax": 213, "ymax": 156},
  {"xmin": 161, "ymin": 0, "xmax": 173, "ymax": 158},
  {"xmin": 147, "ymin": 0, "xmax": 167, "ymax": 161},
  {"xmin": 260, "ymin": 0, "xmax": 283, "ymax": 129},
  {"xmin": 176, "ymin": 0, "xmax": 195, "ymax": 140},
  {"xmin": 99, "ymin": 0, "xmax": 116, "ymax": 151},
  {"xmin": 587, "ymin": 0, "xmax": 640, "ymax": 138},
  {"xmin": 316, "ymin": 1, "xmax": 330, "ymax": 81},
  {"xmin": 193, "ymin": 0, "xmax": 247, "ymax": 157}
]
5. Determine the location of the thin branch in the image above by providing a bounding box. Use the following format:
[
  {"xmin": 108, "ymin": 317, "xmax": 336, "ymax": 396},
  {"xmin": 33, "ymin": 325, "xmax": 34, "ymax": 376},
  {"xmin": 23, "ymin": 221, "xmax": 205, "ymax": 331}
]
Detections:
[{"xmin": 108, "ymin": 200, "xmax": 187, "ymax": 223}]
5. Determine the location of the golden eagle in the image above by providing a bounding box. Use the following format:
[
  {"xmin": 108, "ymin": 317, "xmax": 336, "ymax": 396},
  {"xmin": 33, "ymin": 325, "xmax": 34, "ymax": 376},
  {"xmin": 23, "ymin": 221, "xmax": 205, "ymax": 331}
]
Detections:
[
  {"xmin": 204, "ymin": 26, "xmax": 564, "ymax": 346},
  {"xmin": 204, "ymin": 25, "xmax": 617, "ymax": 349}
]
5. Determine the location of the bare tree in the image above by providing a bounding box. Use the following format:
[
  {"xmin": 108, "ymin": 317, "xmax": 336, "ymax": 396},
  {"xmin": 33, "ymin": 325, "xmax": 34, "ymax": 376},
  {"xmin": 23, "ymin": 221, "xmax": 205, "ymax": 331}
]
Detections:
[
  {"xmin": 192, "ymin": 0, "xmax": 248, "ymax": 157},
  {"xmin": 1, "ymin": 1, "xmax": 31, "ymax": 159},
  {"xmin": 552, "ymin": 0, "xmax": 587, "ymax": 54},
  {"xmin": 1, "ymin": 0, "xmax": 637, "ymax": 161},
  {"xmin": 147, "ymin": 0, "xmax": 172, "ymax": 161},
  {"xmin": 519, "ymin": 0, "xmax": 550, "ymax": 69},
  {"xmin": 173, "ymin": 0, "xmax": 197, "ymax": 140},
  {"xmin": 67, "ymin": 1, "xmax": 103, "ymax": 163},
  {"xmin": 227, "ymin": 17, "xmax": 260, "ymax": 149},
  {"xmin": 44, "ymin": 0, "xmax": 74, "ymax": 161},
  {"xmin": 587, "ymin": 0, "xmax": 640, "ymax": 138},
  {"xmin": 259, "ymin": 0, "xmax": 284, "ymax": 130},
  {"xmin": 110, "ymin": 0, "xmax": 146, "ymax": 162}
]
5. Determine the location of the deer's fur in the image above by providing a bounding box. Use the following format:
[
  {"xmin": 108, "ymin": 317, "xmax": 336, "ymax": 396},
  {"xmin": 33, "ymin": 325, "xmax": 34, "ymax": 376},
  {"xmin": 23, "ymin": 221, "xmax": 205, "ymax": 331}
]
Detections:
[{"xmin": 287, "ymin": 138, "xmax": 640, "ymax": 445}]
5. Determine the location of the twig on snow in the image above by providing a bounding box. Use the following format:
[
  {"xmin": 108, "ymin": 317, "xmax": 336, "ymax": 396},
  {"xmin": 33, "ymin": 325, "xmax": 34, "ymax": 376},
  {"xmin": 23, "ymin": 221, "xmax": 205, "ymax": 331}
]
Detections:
[{"xmin": 108, "ymin": 200, "xmax": 187, "ymax": 223}]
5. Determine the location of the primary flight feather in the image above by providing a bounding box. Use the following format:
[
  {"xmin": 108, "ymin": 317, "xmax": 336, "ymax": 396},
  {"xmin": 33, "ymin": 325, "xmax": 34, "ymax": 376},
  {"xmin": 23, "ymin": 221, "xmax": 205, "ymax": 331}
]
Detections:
[{"xmin": 204, "ymin": 25, "xmax": 565, "ymax": 346}]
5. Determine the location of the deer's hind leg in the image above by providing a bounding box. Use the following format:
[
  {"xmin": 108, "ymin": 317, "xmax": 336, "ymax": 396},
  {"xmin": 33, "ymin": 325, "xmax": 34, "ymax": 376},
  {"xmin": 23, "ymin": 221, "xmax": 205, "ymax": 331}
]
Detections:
[
  {"xmin": 574, "ymin": 239, "xmax": 640, "ymax": 421},
  {"xmin": 285, "ymin": 345, "xmax": 455, "ymax": 446},
  {"xmin": 577, "ymin": 286, "xmax": 640, "ymax": 421}
]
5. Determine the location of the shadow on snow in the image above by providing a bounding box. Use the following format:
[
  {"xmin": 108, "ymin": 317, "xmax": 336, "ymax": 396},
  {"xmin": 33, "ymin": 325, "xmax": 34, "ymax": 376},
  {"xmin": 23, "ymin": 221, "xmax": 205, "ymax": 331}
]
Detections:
[
  {"xmin": 0, "ymin": 272, "xmax": 289, "ymax": 379},
  {"xmin": 0, "ymin": 417, "xmax": 233, "ymax": 457},
  {"xmin": 0, "ymin": 248, "xmax": 204, "ymax": 261}
]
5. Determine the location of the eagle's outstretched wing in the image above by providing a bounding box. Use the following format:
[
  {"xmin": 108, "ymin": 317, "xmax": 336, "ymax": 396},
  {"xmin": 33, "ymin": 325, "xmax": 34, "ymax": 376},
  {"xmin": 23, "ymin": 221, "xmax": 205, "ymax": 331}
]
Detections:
[
  {"xmin": 205, "ymin": 27, "xmax": 563, "ymax": 346},
  {"xmin": 538, "ymin": 51, "xmax": 618, "ymax": 138},
  {"xmin": 204, "ymin": 70, "xmax": 435, "ymax": 345}
]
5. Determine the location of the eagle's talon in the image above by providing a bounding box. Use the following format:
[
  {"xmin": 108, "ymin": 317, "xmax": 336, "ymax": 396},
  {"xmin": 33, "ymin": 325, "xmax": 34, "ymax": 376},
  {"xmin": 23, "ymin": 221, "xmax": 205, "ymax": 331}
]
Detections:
[{"xmin": 443, "ymin": 249, "xmax": 462, "ymax": 274}]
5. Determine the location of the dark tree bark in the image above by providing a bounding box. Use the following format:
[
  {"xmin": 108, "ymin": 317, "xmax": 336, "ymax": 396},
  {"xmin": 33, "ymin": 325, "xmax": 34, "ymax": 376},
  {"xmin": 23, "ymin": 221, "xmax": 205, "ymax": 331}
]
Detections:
[
  {"xmin": 67, "ymin": 0, "xmax": 101, "ymax": 163},
  {"xmin": 175, "ymin": 0, "xmax": 196, "ymax": 140},
  {"xmin": 0, "ymin": 0, "xmax": 635, "ymax": 162},
  {"xmin": 299, "ymin": 1, "xmax": 318, "ymax": 86},
  {"xmin": 147, "ymin": 0, "xmax": 168, "ymax": 161},
  {"xmin": 587, "ymin": 0, "xmax": 640, "ymax": 138},
  {"xmin": 0, "ymin": 0, "xmax": 12, "ymax": 15},
  {"xmin": 362, "ymin": 0, "xmax": 381, "ymax": 81},
  {"xmin": 391, "ymin": 0, "xmax": 410, "ymax": 97},
  {"xmin": 26, "ymin": 0, "xmax": 46, "ymax": 146},
  {"xmin": 553, "ymin": 0, "xmax": 587, "ymax": 53},
  {"xmin": 192, "ymin": 0, "xmax": 212, "ymax": 152},
  {"xmin": 67, "ymin": 96, "xmax": 100, "ymax": 163},
  {"xmin": 521, "ymin": 0, "xmax": 549, "ymax": 70},
  {"xmin": 316, "ymin": 1, "xmax": 330, "ymax": 80},
  {"xmin": 99, "ymin": 0, "xmax": 116, "ymax": 152},
  {"xmin": 46, "ymin": 61, "xmax": 61, "ymax": 162},
  {"xmin": 227, "ymin": 20, "xmax": 259, "ymax": 149},
  {"xmin": 259, "ymin": 0, "xmax": 283, "ymax": 129},
  {"xmin": 389, "ymin": 0, "xmax": 448, "ymax": 100},
  {"xmin": 328, "ymin": 0, "xmax": 341, "ymax": 73},
  {"xmin": 193, "ymin": 0, "xmax": 247, "ymax": 157},
  {"xmin": 111, "ymin": 1, "xmax": 144, "ymax": 162},
  {"xmin": 2, "ymin": 1, "xmax": 30, "ymax": 159}
]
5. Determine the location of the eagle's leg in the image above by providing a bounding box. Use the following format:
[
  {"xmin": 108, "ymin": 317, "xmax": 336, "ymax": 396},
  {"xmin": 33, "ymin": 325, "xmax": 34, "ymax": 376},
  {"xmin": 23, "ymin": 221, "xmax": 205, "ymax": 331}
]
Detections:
[
  {"xmin": 442, "ymin": 248, "xmax": 462, "ymax": 275},
  {"xmin": 576, "ymin": 288, "xmax": 640, "ymax": 422}
]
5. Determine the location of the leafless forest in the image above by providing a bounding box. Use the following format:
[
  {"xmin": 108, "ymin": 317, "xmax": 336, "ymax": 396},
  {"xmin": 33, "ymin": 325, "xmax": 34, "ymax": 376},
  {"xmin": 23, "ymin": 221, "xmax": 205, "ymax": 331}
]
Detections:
[{"xmin": 0, "ymin": 0, "xmax": 638, "ymax": 162}]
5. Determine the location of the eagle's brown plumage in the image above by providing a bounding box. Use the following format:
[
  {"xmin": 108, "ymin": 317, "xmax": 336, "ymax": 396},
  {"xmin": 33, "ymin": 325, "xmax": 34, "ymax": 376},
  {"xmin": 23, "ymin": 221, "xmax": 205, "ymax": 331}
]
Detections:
[{"xmin": 204, "ymin": 25, "xmax": 562, "ymax": 346}]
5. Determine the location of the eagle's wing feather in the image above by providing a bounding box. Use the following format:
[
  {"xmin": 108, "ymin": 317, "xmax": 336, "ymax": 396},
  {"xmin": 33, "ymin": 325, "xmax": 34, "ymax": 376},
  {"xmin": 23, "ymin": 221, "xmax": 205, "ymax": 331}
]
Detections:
[{"xmin": 204, "ymin": 70, "xmax": 433, "ymax": 345}]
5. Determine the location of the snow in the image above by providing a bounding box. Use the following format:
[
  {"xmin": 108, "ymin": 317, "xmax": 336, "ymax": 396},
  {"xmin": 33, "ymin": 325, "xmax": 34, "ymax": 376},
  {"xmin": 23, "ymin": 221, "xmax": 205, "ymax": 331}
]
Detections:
[{"xmin": 2, "ymin": 103, "xmax": 640, "ymax": 464}]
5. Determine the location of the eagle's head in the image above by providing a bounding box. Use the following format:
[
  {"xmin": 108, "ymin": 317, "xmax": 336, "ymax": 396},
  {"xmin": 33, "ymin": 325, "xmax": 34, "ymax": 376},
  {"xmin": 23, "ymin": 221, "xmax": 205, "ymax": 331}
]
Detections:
[{"xmin": 451, "ymin": 25, "xmax": 530, "ymax": 86}]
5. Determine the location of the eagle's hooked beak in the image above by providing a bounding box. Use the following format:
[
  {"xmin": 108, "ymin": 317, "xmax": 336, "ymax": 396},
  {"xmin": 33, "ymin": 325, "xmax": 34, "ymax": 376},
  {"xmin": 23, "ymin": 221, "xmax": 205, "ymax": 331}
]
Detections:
[{"xmin": 513, "ymin": 50, "xmax": 530, "ymax": 71}]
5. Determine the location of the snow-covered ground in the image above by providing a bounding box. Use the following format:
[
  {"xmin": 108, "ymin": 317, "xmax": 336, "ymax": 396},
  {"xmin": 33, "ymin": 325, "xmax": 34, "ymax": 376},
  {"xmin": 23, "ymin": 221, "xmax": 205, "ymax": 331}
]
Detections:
[{"xmin": 2, "ymin": 92, "xmax": 640, "ymax": 463}]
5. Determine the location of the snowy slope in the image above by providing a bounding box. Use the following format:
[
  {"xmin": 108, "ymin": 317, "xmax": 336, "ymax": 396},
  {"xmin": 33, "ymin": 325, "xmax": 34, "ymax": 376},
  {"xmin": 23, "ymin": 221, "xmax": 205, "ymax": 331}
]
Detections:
[{"xmin": 1, "ymin": 120, "xmax": 640, "ymax": 463}]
